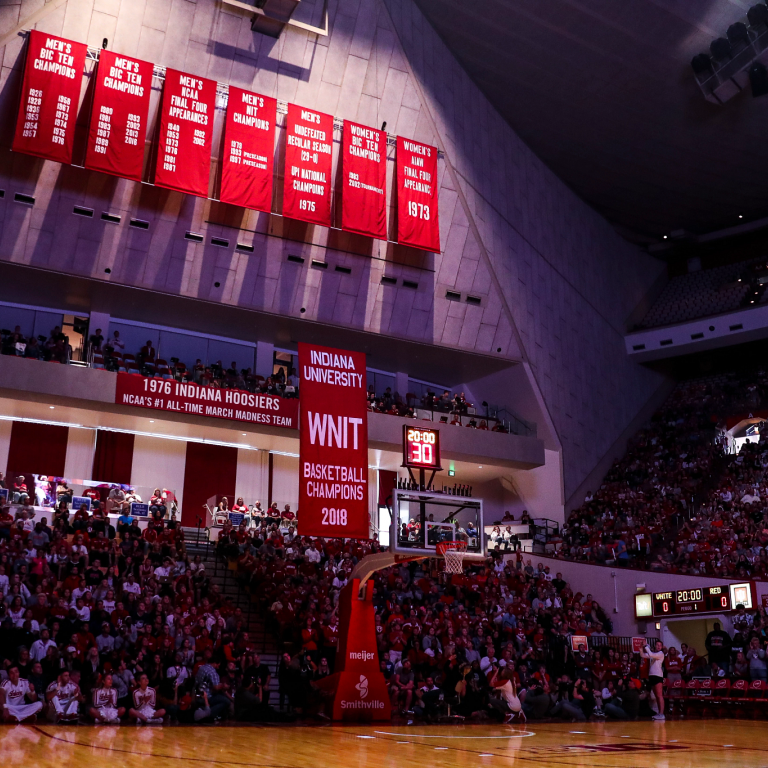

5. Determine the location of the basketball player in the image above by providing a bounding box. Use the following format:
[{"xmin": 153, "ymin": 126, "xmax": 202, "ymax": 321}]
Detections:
[
  {"xmin": 128, "ymin": 673, "xmax": 166, "ymax": 724},
  {"xmin": 89, "ymin": 673, "xmax": 124, "ymax": 723},
  {"xmin": 45, "ymin": 670, "xmax": 83, "ymax": 723},
  {"xmin": 640, "ymin": 640, "xmax": 667, "ymax": 721},
  {"xmin": 1, "ymin": 664, "xmax": 43, "ymax": 723},
  {"xmin": 488, "ymin": 663, "xmax": 525, "ymax": 723}
]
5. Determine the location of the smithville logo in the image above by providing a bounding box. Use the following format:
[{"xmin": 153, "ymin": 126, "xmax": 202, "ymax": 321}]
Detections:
[
  {"xmin": 349, "ymin": 651, "xmax": 375, "ymax": 661},
  {"xmin": 339, "ymin": 674, "xmax": 385, "ymax": 709}
]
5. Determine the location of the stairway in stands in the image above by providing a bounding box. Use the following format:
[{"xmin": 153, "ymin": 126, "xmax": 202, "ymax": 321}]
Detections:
[{"xmin": 182, "ymin": 527, "xmax": 282, "ymax": 705}]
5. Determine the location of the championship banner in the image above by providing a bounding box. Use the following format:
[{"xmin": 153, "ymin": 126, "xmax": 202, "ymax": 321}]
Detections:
[
  {"xmin": 396, "ymin": 136, "xmax": 440, "ymax": 252},
  {"xmin": 220, "ymin": 87, "xmax": 276, "ymax": 211},
  {"xmin": 154, "ymin": 68, "xmax": 216, "ymax": 197},
  {"xmin": 84, "ymin": 50, "xmax": 152, "ymax": 182},
  {"xmin": 341, "ymin": 121, "xmax": 387, "ymax": 239},
  {"xmin": 12, "ymin": 31, "xmax": 87, "ymax": 164},
  {"xmin": 115, "ymin": 373, "xmax": 298, "ymax": 429},
  {"xmin": 282, "ymin": 104, "xmax": 333, "ymax": 226},
  {"xmin": 298, "ymin": 343, "xmax": 369, "ymax": 539}
]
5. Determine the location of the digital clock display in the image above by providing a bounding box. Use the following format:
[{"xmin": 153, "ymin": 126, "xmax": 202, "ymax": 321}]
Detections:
[
  {"xmin": 636, "ymin": 583, "xmax": 750, "ymax": 618},
  {"xmin": 402, "ymin": 425, "xmax": 442, "ymax": 469}
]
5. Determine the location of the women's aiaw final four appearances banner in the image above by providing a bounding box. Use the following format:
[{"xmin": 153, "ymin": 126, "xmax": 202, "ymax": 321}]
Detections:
[
  {"xmin": 12, "ymin": 31, "xmax": 87, "ymax": 164},
  {"xmin": 84, "ymin": 50, "xmax": 153, "ymax": 182},
  {"xmin": 396, "ymin": 136, "xmax": 440, "ymax": 252},
  {"xmin": 298, "ymin": 343, "xmax": 370, "ymax": 539},
  {"xmin": 154, "ymin": 68, "xmax": 217, "ymax": 198}
]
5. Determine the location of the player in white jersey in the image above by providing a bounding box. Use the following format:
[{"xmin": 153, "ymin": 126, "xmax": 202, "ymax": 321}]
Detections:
[
  {"xmin": 89, "ymin": 673, "xmax": 124, "ymax": 723},
  {"xmin": 45, "ymin": 670, "xmax": 84, "ymax": 723},
  {"xmin": 0, "ymin": 664, "xmax": 43, "ymax": 723},
  {"xmin": 128, "ymin": 673, "xmax": 166, "ymax": 724}
]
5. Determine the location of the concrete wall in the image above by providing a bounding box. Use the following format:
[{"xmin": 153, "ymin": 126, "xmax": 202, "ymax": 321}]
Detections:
[{"xmin": 0, "ymin": 0, "xmax": 667, "ymax": 505}]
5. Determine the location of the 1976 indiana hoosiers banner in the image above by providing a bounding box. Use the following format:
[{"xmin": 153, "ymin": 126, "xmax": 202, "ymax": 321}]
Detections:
[
  {"xmin": 154, "ymin": 68, "xmax": 216, "ymax": 197},
  {"xmin": 396, "ymin": 135, "xmax": 440, "ymax": 252},
  {"xmin": 283, "ymin": 104, "xmax": 333, "ymax": 226},
  {"xmin": 220, "ymin": 87, "xmax": 276, "ymax": 212},
  {"xmin": 84, "ymin": 50, "xmax": 153, "ymax": 182},
  {"xmin": 342, "ymin": 120, "xmax": 387, "ymax": 239},
  {"xmin": 12, "ymin": 31, "xmax": 87, "ymax": 164},
  {"xmin": 298, "ymin": 343, "xmax": 369, "ymax": 539}
]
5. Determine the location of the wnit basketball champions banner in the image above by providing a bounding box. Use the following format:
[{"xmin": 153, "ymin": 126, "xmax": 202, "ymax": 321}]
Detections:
[
  {"xmin": 154, "ymin": 68, "xmax": 216, "ymax": 197},
  {"xmin": 298, "ymin": 343, "xmax": 369, "ymax": 539},
  {"xmin": 220, "ymin": 87, "xmax": 276, "ymax": 211},
  {"xmin": 342, "ymin": 121, "xmax": 387, "ymax": 239},
  {"xmin": 12, "ymin": 31, "xmax": 87, "ymax": 164},
  {"xmin": 84, "ymin": 50, "xmax": 153, "ymax": 182},
  {"xmin": 396, "ymin": 136, "xmax": 440, "ymax": 252}
]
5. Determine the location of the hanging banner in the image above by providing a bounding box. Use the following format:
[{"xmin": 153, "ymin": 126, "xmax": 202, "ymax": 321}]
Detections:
[
  {"xmin": 115, "ymin": 373, "xmax": 298, "ymax": 429},
  {"xmin": 396, "ymin": 136, "xmax": 440, "ymax": 252},
  {"xmin": 298, "ymin": 342, "xmax": 369, "ymax": 539},
  {"xmin": 341, "ymin": 121, "xmax": 387, "ymax": 240},
  {"xmin": 220, "ymin": 87, "xmax": 276, "ymax": 212},
  {"xmin": 12, "ymin": 30, "xmax": 87, "ymax": 164},
  {"xmin": 154, "ymin": 68, "xmax": 216, "ymax": 197},
  {"xmin": 84, "ymin": 50, "xmax": 153, "ymax": 182},
  {"xmin": 282, "ymin": 103, "xmax": 333, "ymax": 226}
]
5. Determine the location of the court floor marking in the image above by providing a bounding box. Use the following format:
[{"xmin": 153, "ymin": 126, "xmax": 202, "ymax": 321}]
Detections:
[{"xmin": 373, "ymin": 731, "xmax": 536, "ymax": 739}]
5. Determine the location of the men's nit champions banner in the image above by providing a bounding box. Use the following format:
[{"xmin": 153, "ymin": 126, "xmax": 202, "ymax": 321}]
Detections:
[
  {"xmin": 10, "ymin": 33, "xmax": 442, "ymax": 251},
  {"xmin": 84, "ymin": 50, "xmax": 153, "ymax": 182},
  {"xmin": 298, "ymin": 343, "xmax": 369, "ymax": 539},
  {"xmin": 12, "ymin": 31, "xmax": 87, "ymax": 164}
]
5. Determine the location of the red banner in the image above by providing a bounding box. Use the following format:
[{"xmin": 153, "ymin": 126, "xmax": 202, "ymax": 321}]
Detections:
[
  {"xmin": 220, "ymin": 87, "xmax": 276, "ymax": 212},
  {"xmin": 84, "ymin": 50, "xmax": 152, "ymax": 182},
  {"xmin": 283, "ymin": 104, "xmax": 333, "ymax": 226},
  {"xmin": 154, "ymin": 68, "xmax": 216, "ymax": 197},
  {"xmin": 115, "ymin": 374, "xmax": 298, "ymax": 429},
  {"xmin": 298, "ymin": 343, "xmax": 369, "ymax": 539},
  {"xmin": 341, "ymin": 121, "xmax": 387, "ymax": 239},
  {"xmin": 396, "ymin": 136, "xmax": 440, "ymax": 252},
  {"xmin": 12, "ymin": 31, "xmax": 87, "ymax": 164}
]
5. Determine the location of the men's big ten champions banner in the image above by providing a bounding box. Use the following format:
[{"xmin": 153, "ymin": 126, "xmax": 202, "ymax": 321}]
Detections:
[
  {"xmin": 154, "ymin": 68, "xmax": 216, "ymax": 197},
  {"xmin": 298, "ymin": 343, "xmax": 369, "ymax": 539},
  {"xmin": 283, "ymin": 104, "xmax": 333, "ymax": 226},
  {"xmin": 220, "ymin": 87, "xmax": 277, "ymax": 212},
  {"xmin": 84, "ymin": 50, "xmax": 153, "ymax": 182},
  {"xmin": 342, "ymin": 121, "xmax": 387, "ymax": 240},
  {"xmin": 12, "ymin": 31, "xmax": 87, "ymax": 164},
  {"xmin": 396, "ymin": 136, "xmax": 440, "ymax": 252}
]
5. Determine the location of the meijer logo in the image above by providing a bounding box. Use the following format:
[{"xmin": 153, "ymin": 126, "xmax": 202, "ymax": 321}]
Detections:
[{"xmin": 349, "ymin": 651, "xmax": 375, "ymax": 661}]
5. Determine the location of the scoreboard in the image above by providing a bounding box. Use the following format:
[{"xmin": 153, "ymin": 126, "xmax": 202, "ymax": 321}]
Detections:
[
  {"xmin": 402, "ymin": 425, "xmax": 442, "ymax": 470},
  {"xmin": 635, "ymin": 582, "xmax": 753, "ymax": 618}
]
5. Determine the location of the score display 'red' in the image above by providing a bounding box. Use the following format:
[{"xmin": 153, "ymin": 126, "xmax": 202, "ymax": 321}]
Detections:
[
  {"xmin": 402, "ymin": 425, "xmax": 442, "ymax": 470},
  {"xmin": 635, "ymin": 582, "xmax": 753, "ymax": 618}
]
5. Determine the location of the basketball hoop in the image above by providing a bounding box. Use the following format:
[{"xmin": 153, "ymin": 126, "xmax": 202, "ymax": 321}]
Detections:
[{"xmin": 436, "ymin": 540, "xmax": 468, "ymax": 574}]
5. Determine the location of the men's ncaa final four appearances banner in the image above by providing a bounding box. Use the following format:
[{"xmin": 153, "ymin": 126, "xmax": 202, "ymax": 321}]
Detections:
[
  {"xmin": 12, "ymin": 31, "xmax": 87, "ymax": 164},
  {"xmin": 154, "ymin": 69, "xmax": 216, "ymax": 197},
  {"xmin": 84, "ymin": 50, "xmax": 153, "ymax": 182},
  {"xmin": 283, "ymin": 104, "xmax": 333, "ymax": 226},
  {"xmin": 342, "ymin": 121, "xmax": 387, "ymax": 240},
  {"xmin": 298, "ymin": 343, "xmax": 369, "ymax": 539},
  {"xmin": 220, "ymin": 87, "xmax": 277, "ymax": 212},
  {"xmin": 396, "ymin": 136, "xmax": 440, "ymax": 252}
]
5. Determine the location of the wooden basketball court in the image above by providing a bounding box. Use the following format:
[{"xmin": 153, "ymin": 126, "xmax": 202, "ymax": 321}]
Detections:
[{"xmin": 1, "ymin": 721, "xmax": 763, "ymax": 768}]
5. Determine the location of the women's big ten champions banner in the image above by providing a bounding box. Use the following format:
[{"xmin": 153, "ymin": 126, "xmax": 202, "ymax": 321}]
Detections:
[
  {"xmin": 220, "ymin": 87, "xmax": 277, "ymax": 212},
  {"xmin": 154, "ymin": 68, "xmax": 216, "ymax": 197},
  {"xmin": 298, "ymin": 342, "xmax": 369, "ymax": 539},
  {"xmin": 396, "ymin": 136, "xmax": 440, "ymax": 252},
  {"xmin": 12, "ymin": 31, "xmax": 87, "ymax": 164},
  {"xmin": 341, "ymin": 121, "xmax": 387, "ymax": 239},
  {"xmin": 283, "ymin": 104, "xmax": 333, "ymax": 226},
  {"xmin": 84, "ymin": 50, "xmax": 153, "ymax": 182}
]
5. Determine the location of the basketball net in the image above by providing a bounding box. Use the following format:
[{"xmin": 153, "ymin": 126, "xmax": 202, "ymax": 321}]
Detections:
[{"xmin": 436, "ymin": 540, "xmax": 468, "ymax": 574}]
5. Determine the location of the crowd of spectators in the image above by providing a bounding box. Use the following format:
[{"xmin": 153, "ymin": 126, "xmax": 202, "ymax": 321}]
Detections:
[
  {"xmin": 557, "ymin": 372, "xmax": 768, "ymax": 578},
  {"xmin": 1, "ymin": 325, "xmax": 72, "ymax": 364}
]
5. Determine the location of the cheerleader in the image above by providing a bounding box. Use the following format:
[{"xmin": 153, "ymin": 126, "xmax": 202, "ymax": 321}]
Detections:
[
  {"xmin": 89, "ymin": 673, "xmax": 125, "ymax": 724},
  {"xmin": 45, "ymin": 670, "xmax": 83, "ymax": 723},
  {"xmin": 1, "ymin": 665, "xmax": 43, "ymax": 723},
  {"xmin": 128, "ymin": 673, "xmax": 166, "ymax": 724}
]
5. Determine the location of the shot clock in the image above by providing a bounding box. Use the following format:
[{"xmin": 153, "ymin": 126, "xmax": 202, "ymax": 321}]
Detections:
[{"xmin": 402, "ymin": 425, "xmax": 442, "ymax": 470}]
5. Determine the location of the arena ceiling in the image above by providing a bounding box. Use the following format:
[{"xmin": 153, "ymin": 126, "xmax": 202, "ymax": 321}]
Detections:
[{"xmin": 414, "ymin": 0, "xmax": 768, "ymax": 241}]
